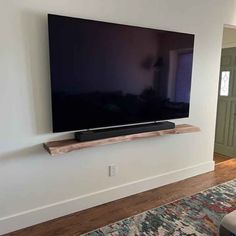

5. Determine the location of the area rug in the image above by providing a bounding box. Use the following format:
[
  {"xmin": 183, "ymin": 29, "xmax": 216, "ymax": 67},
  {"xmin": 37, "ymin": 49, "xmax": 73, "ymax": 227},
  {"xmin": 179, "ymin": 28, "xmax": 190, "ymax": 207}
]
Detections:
[{"xmin": 82, "ymin": 179, "xmax": 236, "ymax": 236}]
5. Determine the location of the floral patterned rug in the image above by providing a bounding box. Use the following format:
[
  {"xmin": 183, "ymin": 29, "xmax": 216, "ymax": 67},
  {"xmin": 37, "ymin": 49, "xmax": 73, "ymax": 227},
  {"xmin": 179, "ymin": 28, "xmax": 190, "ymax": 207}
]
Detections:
[{"xmin": 82, "ymin": 179, "xmax": 236, "ymax": 236}]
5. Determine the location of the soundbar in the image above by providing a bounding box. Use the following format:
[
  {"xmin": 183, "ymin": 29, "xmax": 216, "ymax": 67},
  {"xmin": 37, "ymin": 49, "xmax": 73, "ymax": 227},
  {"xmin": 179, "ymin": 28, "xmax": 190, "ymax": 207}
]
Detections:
[{"xmin": 75, "ymin": 121, "xmax": 175, "ymax": 142}]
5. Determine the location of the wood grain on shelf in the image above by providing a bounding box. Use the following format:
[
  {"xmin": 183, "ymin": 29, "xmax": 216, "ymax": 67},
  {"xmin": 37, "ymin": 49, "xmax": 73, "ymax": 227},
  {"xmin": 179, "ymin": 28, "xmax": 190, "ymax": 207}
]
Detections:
[{"xmin": 44, "ymin": 124, "xmax": 200, "ymax": 156}]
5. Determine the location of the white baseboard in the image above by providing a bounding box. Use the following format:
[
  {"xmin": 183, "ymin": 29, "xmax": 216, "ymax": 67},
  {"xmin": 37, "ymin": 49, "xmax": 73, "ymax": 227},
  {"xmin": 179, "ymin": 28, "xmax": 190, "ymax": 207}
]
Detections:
[{"xmin": 0, "ymin": 161, "xmax": 214, "ymax": 235}]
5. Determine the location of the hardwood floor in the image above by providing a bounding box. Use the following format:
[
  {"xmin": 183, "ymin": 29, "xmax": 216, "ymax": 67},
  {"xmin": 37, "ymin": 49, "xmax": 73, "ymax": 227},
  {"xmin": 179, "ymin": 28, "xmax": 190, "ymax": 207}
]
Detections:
[
  {"xmin": 214, "ymin": 152, "xmax": 233, "ymax": 164},
  {"xmin": 5, "ymin": 158, "xmax": 236, "ymax": 236}
]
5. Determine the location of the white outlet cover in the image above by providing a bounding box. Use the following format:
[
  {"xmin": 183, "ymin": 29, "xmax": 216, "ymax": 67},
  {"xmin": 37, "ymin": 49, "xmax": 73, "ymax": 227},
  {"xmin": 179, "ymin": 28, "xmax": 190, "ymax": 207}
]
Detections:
[{"xmin": 109, "ymin": 165, "xmax": 117, "ymax": 177}]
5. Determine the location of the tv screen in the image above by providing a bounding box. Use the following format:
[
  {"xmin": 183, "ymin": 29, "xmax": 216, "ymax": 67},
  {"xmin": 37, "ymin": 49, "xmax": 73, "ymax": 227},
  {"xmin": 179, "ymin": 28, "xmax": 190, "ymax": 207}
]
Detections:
[{"xmin": 48, "ymin": 14, "xmax": 194, "ymax": 133}]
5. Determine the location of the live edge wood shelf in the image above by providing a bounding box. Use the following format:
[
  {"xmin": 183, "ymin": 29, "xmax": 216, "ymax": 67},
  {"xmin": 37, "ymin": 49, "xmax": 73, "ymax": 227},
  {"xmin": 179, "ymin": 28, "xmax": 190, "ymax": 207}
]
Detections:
[{"xmin": 43, "ymin": 124, "xmax": 200, "ymax": 156}]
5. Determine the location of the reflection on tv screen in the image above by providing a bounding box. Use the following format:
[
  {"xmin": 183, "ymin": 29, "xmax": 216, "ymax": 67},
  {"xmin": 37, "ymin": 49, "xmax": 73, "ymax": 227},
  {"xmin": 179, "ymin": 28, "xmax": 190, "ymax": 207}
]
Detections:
[{"xmin": 48, "ymin": 14, "xmax": 194, "ymax": 132}]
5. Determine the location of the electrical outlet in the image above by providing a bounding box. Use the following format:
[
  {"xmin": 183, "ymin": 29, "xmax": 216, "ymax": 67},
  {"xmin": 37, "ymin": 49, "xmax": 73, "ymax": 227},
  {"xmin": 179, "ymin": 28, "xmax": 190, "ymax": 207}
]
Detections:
[{"xmin": 108, "ymin": 165, "xmax": 117, "ymax": 177}]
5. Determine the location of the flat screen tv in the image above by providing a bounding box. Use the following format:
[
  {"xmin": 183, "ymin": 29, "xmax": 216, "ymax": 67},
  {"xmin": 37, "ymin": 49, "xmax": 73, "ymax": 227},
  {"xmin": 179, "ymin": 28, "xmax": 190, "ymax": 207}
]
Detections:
[{"xmin": 48, "ymin": 14, "xmax": 195, "ymax": 133}]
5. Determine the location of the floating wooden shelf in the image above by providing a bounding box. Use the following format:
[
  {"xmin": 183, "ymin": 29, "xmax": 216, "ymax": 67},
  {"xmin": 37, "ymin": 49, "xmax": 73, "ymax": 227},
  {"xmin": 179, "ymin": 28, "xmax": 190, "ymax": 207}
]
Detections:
[{"xmin": 44, "ymin": 124, "xmax": 200, "ymax": 156}]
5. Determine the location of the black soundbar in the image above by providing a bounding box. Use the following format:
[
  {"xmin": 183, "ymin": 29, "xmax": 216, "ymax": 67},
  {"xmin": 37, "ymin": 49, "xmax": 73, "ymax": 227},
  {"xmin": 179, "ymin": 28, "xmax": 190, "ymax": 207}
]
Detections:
[{"xmin": 75, "ymin": 121, "xmax": 175, "ymax": 142}]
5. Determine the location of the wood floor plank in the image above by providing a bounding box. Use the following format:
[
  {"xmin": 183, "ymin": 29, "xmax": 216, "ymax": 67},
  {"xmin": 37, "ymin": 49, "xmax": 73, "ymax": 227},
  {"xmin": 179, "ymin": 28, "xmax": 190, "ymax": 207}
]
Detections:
[
  {"xmin": 4, "ymin": 158, "xmax": 236, "ymax": 236},
  {"xmin": 214, "ymin": 152, "xmax": 233, "ymax": 164}
]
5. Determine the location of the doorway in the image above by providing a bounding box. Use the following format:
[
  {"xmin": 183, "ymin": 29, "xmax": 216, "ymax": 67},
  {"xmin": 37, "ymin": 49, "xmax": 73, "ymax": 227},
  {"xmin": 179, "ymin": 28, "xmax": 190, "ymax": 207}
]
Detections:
[{"xmin": 214, "ymin": 27, "xmax": 236, "ymax": 164}]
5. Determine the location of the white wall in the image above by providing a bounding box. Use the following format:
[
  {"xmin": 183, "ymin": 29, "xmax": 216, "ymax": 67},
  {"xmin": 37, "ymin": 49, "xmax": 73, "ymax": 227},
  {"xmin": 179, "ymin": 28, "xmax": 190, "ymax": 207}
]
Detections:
[{"xmin": 1, "ymin": 0, "xmax": 236, "ymax": 234}]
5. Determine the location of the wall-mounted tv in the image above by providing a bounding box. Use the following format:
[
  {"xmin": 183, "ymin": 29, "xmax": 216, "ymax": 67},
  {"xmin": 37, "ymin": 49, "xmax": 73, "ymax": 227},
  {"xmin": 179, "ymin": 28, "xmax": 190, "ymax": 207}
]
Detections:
[{"xmin": 48, "ymin": 14, "xmax": 195, "ymax": 133}]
